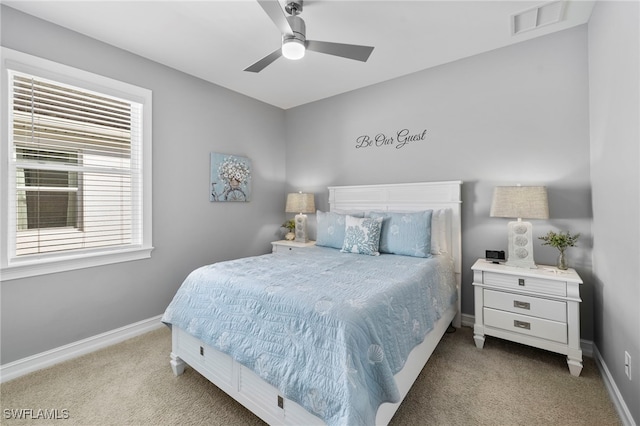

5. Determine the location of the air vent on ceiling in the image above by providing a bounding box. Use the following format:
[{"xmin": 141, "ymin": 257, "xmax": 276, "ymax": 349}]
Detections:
[{"xmin": 511, "ymin": 1, "xmax": 567, "ymax": 36}]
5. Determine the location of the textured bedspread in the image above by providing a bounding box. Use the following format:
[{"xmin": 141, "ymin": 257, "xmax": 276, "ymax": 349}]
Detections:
[{"xmin": 162, "ymin": 246, "xmax": 457, "ymax": 425}]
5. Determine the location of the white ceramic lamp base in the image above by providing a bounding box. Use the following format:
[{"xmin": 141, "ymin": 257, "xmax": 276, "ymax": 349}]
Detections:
[
  {"xmin": 294, "ymin": 213, "xmax": 309, "ymax": 243},
  {"xmin": 505, "ymin": 220, "xmax": 537, "ymax": 269}
]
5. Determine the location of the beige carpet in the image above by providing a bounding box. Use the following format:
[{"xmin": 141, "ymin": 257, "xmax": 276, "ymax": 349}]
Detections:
[{"xmin": 1, "ymin": 326, "xmax": 620, "ymax": 425}]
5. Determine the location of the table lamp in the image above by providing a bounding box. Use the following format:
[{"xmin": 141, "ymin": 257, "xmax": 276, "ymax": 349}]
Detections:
[
  {"xmin": 490, "ymin": 185, "xmax": 549, "ymax": 268},
  {"xmin": 285, "ymin": 192, "xmax": 315, "ymax": 243}
]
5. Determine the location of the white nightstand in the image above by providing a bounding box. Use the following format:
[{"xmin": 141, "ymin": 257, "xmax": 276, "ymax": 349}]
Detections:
[
  {"xmin": 271, "ymin": 240, "xmax": 316, "ymax": 253},
  {"xmin": 472, "ymin": 258, "xmax": 583, "ymax": 376}
]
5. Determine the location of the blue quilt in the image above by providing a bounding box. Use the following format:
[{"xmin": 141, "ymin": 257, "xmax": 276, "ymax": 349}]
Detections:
[{"xmin": 162, "ymin": 246, "xmax": 457, "ymax": 425}]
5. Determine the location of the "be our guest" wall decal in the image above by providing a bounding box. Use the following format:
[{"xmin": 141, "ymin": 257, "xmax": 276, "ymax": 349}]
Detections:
[{"xmin": 355, "ymin": 128, "xmax": 427, "ymax": 150}]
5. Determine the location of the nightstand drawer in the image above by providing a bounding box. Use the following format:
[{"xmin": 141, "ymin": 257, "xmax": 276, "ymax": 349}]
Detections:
[
  {"xmin": 273, "ymin": 245, "xmax": 297, "ymax": 253},
  {"xmin": 271, "ymin": 240, "xmax": 316, "ymax": 253},
  {"xmin": 484, "ymin": 289, "xmax": 567, "ymax": 322},
  {"xmin": 484, "ymin": 308, "xmax": 567, "ymax": 344},
  {"xmin": 484, "ymin": 272, "xmax": 566, "ymax": 297}
]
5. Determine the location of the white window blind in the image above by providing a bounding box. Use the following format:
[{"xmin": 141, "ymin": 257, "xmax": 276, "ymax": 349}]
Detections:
[
  {"xmin": 1, "ymin": 47, "xmax": 153, "ymax": 280},
  {"xmin": 11, "ymin": 73, "xmax": 142, "ymax": 256}
]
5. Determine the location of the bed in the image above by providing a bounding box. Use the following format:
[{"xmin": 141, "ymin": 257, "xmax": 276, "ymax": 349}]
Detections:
[{"xmin": 162, "ymin": 181, "xmax": 462, "ymax": 425}]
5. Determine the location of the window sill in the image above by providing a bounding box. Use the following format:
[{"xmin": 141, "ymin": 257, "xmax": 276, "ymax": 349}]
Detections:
[{"xmin": 1, "ymin": 246, "xmax": 154, "ymax": 281}]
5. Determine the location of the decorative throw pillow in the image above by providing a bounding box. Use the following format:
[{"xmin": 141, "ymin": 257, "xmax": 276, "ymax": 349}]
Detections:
[
  {"xmin": 316, "ymin": 211, "xmax": 363, "ymax": 249},
  {"xmin": 368, "ymin": 210, "xmax": 433, "ymax": 258},
  {"xmin": 341, "ymin": 215, "xmax": 383, "ymax": 256}
]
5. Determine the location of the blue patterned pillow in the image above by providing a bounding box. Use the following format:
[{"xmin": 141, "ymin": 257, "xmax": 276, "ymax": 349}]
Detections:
[
  {"xmin": 316, "ymin": 211, "xmax": 363, "ymax": 249},
  {"xmin": 368, "ymin": 210, "xmax": 433, "ymax": 258},
  {"xmin": 341, "ymin": 216, "xmax": 383, "ymax": 256}
]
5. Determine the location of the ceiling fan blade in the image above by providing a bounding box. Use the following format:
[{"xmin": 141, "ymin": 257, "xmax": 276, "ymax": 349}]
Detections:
[
  {"xmin": 306, "ymin": 40, "xmax": 374, "ymax": 62},
  {"xmin": 257, "ymin": 0, "xmax": 293, "ymax": 35},
  {"xmin": 244, "ymin": 48, "xmax": 283, "ymax": 73}
]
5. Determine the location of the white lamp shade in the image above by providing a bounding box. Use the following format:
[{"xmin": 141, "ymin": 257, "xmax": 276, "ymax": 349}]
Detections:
[
  {"xmin": 490, "ymin": 186, "xmax": 549, "ymax": 220},
  {"xmin": 285, "ymin": 192, "xmax": 315, "ymax": 214}
]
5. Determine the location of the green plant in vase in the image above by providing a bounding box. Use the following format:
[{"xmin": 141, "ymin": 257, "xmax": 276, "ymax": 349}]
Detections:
[
  {"xmin": 539, "ymin": 230, "xmax": 580, "ymax": 270},
  {"xmin": 282, "ymin": 219, "xmax": 296, "ymax": 241}
]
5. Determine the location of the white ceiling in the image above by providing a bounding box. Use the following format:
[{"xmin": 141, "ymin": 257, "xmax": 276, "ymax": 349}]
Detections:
[{"xmin": 3, "ymin": 0, "xmax": 595, "ymax": 109}]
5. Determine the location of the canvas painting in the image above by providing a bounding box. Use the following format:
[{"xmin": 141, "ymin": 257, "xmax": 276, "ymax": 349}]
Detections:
[{"xmin": 210, "ymin": 153, "xmax": 252, "ymax": 202}]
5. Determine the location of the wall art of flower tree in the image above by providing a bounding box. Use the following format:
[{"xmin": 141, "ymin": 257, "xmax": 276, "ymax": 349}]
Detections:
[{"xmin": 210, "ymin": 153, "xmax": 252, "ymax": 202}]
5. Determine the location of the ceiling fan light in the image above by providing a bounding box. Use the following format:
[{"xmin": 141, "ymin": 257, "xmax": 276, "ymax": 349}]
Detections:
[{"xmin": 282, "ymin": 39, "xmax": 305, "ymax": 60}]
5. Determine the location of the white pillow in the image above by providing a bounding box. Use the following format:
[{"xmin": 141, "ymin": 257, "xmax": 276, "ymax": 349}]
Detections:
[{"xmin": 431, "ymin": 209, "xmax": 451, "ymax": 255}]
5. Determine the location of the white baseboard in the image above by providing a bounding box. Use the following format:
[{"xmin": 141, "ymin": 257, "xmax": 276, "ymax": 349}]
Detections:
[
  {"xmin": 580, "ymin": 338, "xmax": 594, "ymax": 358},
  {"xmin": 461, "ymin": 313, "xmax": 475, "ymax": 328},
  {"xmin": 0, "ymin": 315, "xmax": 164, "ymax": 383},
  {"xmin": 593, "ymin": 344, "xmax": 636, "ymax": 426}
]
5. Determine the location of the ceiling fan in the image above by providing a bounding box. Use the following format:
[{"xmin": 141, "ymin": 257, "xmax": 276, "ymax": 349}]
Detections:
[{"xmin": 244, "ymin": 0, "xmax": 375, "ymax": 73}]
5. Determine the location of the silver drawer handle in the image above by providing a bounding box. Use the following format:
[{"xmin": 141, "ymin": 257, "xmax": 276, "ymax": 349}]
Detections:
[
  {"xmin": 513, "ymin": 300, "xmax": 531, "ymax": 310},
  {"xmin": 514, "ymin": 320, "xmax": 531, "ymax": 330}
]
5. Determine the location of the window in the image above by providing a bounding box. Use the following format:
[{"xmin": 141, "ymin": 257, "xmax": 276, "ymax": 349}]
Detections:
[
  {"xmin": 17, "ymin": 147, "xmax": 80, "ymax": 233},
  {"xmin": 1, "ymin": 48, "xmax": 153, "ymax": 280}
]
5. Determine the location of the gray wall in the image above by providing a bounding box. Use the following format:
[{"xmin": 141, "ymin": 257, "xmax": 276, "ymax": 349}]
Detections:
[
  {"xmin": 285, "ymin": 26, "xmax": 594, "ymax": 339},
  {"xmin": 3, "ymin": 5, "xmax": 637, "ymax": 420},
  {"xmin": 588, "ymin": 1, "xmax": 640, "ymax": 423},
  {"xmin": 0, "ymin": 6, "xmax": 286, "ymax": 364}
]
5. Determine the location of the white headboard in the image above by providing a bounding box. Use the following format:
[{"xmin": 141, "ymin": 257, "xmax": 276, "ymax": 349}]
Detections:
[{"xmin": 328, "ymin": 181, "xmax": 463, "ymax": 327}]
